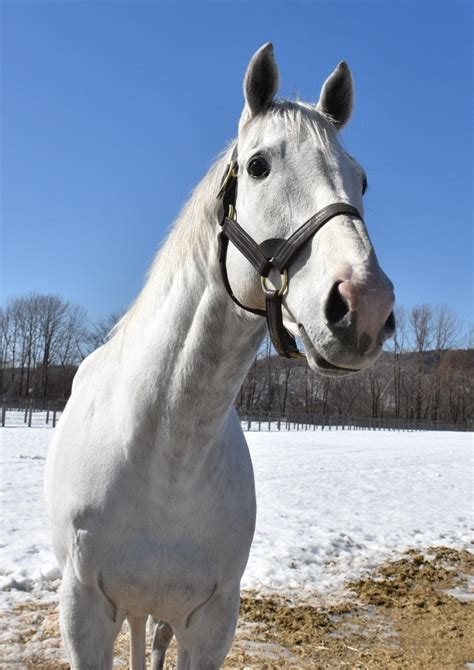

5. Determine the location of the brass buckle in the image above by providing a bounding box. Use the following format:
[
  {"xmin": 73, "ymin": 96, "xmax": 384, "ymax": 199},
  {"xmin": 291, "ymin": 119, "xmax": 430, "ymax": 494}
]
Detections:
[
  {"xmin": 261, "ymin": 269, "xmax": 289, "ymax": 298},
  {"xmin": 227, "ymin": 204, "xmax": 237, "ymax": 221},
  {"xmin": 216, "ymin": 160, "xmax": 238, "ymax": 199}
]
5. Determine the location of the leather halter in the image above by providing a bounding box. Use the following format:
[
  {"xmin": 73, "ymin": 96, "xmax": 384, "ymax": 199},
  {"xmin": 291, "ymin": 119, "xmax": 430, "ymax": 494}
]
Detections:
[{"xmin": 216, "ymin": 146, "xmax": 364, "ymax": 359}]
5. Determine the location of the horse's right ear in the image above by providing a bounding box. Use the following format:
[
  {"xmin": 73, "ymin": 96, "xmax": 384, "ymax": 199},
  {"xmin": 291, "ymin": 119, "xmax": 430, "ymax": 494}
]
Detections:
[
  {"xmin": 316, "ymin": 61, "xmax": 354, "ymax": 129},
  {"xmin": 240, "ymin": 43, "xmax": 280, "ymax": 128}
]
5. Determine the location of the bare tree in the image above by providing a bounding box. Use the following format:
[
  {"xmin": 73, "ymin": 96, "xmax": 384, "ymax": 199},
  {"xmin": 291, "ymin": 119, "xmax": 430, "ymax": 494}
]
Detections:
[
  {"xmin": 0, "ymin": 294, "xmax": 91, "ymax": 398},
  {"xmin": 432, "ymin": 304, "xmax": 462, "ymax": 354},
  {"xmin": 409, "ymin": 304, "xmax": 433, "ymax": 353},
  {"xmin": 408, "ymin": 305, "xmax": 434, "ymax": 419},
  {"xmin": 0, "ymin": 305, "xmax": 13, "ymax": 394},
  {"xmin": 16, "ymin": 295, "xmax": 43, "ymax": 396},
  {"xmin": 427, "ymin": 305, "xmax": 463, "ymax": 419},
  {"xmin": 388, "ymin": 306, "xmax": 407, "ymax": 418},
  {"xmin": 36, "ymin": 295, "xmax": 69, "ymax": 397},
  {"xmin": 279, "ymin": 359, "xmax": 293, "ymax": 416},
  {"xmin": 55, "ymin": 305, "xmax": 89, "ymax": 396}
]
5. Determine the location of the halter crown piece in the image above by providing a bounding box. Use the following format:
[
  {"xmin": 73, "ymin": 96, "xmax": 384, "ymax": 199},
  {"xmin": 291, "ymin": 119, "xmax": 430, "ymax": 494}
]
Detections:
[{"xmin": 216, "ymin": 145, "xmax": 364, "ymax": 359}]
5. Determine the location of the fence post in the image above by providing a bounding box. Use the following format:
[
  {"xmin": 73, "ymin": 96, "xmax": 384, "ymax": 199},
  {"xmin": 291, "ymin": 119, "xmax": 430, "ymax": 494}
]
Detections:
[
  {"xmin": 28, "ymin": 401, "xmax": 33, "ymax": 428},
  {"xmin": 46, "ymin": 402, "xmax": 50, "ymax": 425},
  {"xmin": 53, "ymin": 403, "xmax": 57, "ymax": 428},
  {"xmin": 1, "ymin": 402, "xmax": 5, "ymax": 428}
]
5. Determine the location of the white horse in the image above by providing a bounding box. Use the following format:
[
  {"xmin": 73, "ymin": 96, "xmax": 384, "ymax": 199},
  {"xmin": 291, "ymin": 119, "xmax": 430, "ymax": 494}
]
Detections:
[{"xmin": 45, "ymin": 43, "xmax": 395, "ymax": 669}]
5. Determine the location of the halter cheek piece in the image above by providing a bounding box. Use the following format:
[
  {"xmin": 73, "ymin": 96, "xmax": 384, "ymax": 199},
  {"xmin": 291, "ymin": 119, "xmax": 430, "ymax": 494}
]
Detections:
[{"xmin": 216, "ymin": 146, "xmax": 364, "ymax": 359}]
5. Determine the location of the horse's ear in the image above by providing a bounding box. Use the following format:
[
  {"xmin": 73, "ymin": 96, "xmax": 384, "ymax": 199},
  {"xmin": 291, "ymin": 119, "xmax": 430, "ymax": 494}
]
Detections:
[
  {"xmin": 316, "ymin": 61, "xmax": 354, "ymax": 129},
  {"xmin": 240, "ymin": 43, "xmax": 280, "ymax": 126}
]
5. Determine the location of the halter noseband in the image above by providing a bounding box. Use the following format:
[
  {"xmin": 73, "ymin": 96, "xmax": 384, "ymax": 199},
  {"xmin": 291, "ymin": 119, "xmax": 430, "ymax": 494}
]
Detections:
[{"xmin": 216, "ymin": 145, "xmax": 364, "ymax": 359}]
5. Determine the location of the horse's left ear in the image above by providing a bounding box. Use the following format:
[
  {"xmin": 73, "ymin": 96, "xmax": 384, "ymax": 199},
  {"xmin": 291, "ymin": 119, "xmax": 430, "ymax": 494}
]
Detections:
[
  {"xmin": 240, "ymin": 43, "xmax": 280, "ymax": 127},
  {"xmin": 317, "ymin": 61, "xmax": 354, "ymax": 129}
]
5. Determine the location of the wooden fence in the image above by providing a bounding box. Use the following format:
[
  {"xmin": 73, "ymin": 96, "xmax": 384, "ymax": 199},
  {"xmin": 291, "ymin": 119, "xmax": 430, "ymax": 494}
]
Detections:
[
  {"xmin": 239, "ymin": 412, "xmax": 472, "ymax": 433},
  {"xmin": 1, "ymin": 399, "xmax": 471, "ymax": 432},
  {"xmin": 1, "ymin": 399, "xmax": 67, "ymax": 428}
]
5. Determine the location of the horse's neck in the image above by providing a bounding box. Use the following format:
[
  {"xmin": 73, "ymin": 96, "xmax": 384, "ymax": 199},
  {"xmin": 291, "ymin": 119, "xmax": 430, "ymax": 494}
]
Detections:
[{"xmin": 114, "ymin": 208, "xmax": 265, "ymax": 449}]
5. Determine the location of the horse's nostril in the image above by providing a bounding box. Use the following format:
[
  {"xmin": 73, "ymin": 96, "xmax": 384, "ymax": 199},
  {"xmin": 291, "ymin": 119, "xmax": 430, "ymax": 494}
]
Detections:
[
  {"xmin": 325, "ymin": 282, "xmax": 350, "ymax": 325},
  {"xmin": 384, "ymin": 310, "xmax": 396, "ymax": 337}
]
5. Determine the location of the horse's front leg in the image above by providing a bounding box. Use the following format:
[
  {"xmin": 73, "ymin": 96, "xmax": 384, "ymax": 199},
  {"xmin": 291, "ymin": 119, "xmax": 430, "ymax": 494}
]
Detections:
[
  {"xmin": 128, "ymin": 616, "xmax": 147, "ymax": 670},
  {"xmin": 59, "ymin": 561, "xmax": 124, "ymax": 670},
  {"xmin": 173, "ymin": 586, "xmax": 240, "ymax": 670}
]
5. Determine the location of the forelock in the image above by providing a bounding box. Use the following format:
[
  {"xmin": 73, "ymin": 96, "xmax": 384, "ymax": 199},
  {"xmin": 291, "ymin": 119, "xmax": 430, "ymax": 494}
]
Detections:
[{"xmin": 244, "ymin": 99, "xmax": 341, "ymax": 156}]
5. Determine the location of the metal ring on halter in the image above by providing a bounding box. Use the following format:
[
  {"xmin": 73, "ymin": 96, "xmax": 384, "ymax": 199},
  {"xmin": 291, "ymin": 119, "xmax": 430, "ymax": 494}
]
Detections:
[
  {"xmin": 261, "ymin": 269, "xmax": 289, "ymax": 297},
  {"xmin": 227, "ymin": 204, "xmax": 237, "ymax": 221}
]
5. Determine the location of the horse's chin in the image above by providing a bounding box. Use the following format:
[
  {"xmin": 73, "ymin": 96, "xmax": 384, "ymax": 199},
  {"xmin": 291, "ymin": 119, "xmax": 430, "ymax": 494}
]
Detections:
[
  {"xmin": 305, "ymin": 353, "xmax": 361, "ymax": 378},
  {"xmin": 282, "ymin": 312, "xmax": 373, "ymax": 377},
  {"xmin": 297, "ymin": 324, "xmax": 368, "ymax": 378}
]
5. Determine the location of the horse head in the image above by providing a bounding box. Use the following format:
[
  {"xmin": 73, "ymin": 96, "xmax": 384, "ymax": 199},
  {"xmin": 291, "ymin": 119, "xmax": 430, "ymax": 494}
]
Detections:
[{"xmin": 222, "ymin": 43, "xmax": 395, "ymax": 376}]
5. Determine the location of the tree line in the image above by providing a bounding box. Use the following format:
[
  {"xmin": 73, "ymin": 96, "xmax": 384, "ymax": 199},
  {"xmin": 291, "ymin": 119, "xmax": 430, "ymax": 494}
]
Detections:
[
  {"xmin": 0, "ymin": 294, "xmax": 120, "ymax": 399},
  {"xmin": 237, "ymin": 304, "xmax": 473, "ymax": 425},
  {"xmin": 1, "ymin": 294, "xmax": 472, "ymax": 425}
]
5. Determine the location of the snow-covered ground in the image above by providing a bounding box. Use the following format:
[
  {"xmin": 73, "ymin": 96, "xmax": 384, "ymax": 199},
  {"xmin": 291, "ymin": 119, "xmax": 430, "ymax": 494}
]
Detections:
[
  {"xmin": 242, "ymin": 430, "xmax": 473, "ymax": 599},
  {"xmin": 1, "ymin": 426, "xmax": 472, "ymax": 611}
]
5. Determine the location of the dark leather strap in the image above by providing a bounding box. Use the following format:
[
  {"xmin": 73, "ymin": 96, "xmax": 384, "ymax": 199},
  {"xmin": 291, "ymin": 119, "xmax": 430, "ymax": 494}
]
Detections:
[
  {"xmin": 265, "ymin": 293, "xmax": 304, "ymax": 359},
  {"xmin": 216, "ymin": 145, "xmax": 364, "ymax": 359},
  {"xmin": 270, "ymin": 203, "xmax": 362, "ymax": 272},
  {"xmin": 221, "ymin": 217, "xmax": 273, "ymax": 276},
  {"xmin": 218, "ymin": 230, "xmax": 266, "ymax": 317}
]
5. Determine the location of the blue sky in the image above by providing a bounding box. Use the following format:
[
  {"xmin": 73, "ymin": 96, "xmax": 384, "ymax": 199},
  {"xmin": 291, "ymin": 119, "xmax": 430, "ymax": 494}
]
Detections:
[{"xmin": 2, "ymin": 1, "xmax": 472, "ymax": 328}]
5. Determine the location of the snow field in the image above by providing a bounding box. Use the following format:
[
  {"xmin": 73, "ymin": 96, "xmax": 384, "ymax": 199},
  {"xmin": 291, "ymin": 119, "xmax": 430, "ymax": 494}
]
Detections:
[
  {"xmin": 243, "ymin": 430, "xmax": 473, "ymax": 599},
  {"xmin": 0, "ymin": 430, "xmax": 60, "ymax": 608},
  {"xmin": 0, "ymin": 426, "xmax": 472, "ymax": 611}
]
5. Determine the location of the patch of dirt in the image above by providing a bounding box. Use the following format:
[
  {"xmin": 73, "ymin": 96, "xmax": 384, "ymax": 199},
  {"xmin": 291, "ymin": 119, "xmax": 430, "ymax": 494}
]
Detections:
[{"xmin": 1, "ymin": 547, "xmax": 473, "ymax": 669}]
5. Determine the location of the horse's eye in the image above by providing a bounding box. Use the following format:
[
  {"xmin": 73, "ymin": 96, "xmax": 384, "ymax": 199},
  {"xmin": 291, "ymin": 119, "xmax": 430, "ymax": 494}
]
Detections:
[
  {"xmin": 247, "ymin": 155, "xmax": 270, "ymax": 179},
  {"xmin": 362, "ymin": 175, "xmax": 368, "ymax": 195}
]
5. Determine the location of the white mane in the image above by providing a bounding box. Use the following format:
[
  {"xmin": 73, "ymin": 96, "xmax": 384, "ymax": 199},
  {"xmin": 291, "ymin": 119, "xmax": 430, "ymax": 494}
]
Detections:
[{"xmin": 113, "ymin": 150, "xmax": 228, "ymax": 335}]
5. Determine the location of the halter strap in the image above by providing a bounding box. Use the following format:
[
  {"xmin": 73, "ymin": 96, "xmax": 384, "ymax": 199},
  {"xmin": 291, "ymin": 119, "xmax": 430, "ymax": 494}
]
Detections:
[{"xmin": 216, "ymin": 146, "xmax": 364, "ymax": 359}]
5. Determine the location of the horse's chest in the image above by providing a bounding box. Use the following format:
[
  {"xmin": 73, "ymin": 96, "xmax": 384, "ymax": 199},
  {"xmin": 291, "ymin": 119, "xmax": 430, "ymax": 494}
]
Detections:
[
  {"xmin": 75, "ymin": 482, "xmax": 254, "ymax": 621},
  {"xmin": 61, "ymin": 426, "xmax": 255, "ymax": 621},
  {"xmin": 93, "ymin": 526, "xmax": 244, "ymax": 622},
  {"xmin": 111, "ymin": 537, "xmax": 219, "ymax": 615}
]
